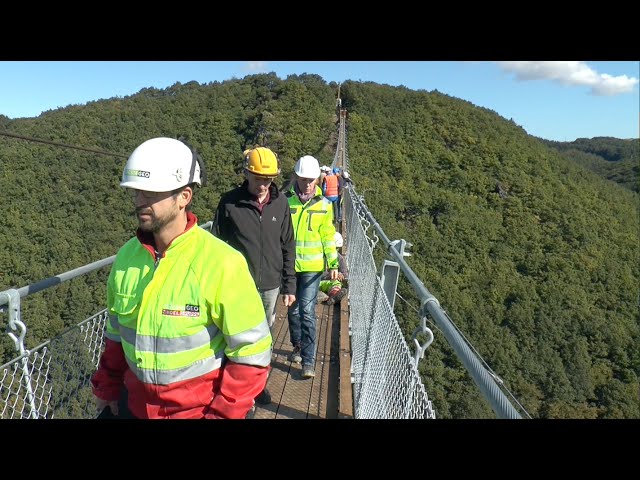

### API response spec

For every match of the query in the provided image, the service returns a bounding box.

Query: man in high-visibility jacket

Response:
[285,155,339,379]
[91,137,271,419]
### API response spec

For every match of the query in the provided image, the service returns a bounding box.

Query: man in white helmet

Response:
[91,137,272,419]
[284,155,340,378]
[342,170,353,187]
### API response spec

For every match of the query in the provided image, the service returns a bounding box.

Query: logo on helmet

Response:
[173,168,184,183]
[125,169,150,178]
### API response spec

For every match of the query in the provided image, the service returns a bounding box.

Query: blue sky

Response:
[0,61,637,142]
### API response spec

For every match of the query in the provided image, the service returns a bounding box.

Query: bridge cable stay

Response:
[0,131,128,158]
[347,189,522,418]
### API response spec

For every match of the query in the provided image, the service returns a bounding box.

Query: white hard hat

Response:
[121,137,202,192]
[294,155,321,179]
[334,232,343,248]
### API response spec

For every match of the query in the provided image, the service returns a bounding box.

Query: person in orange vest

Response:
[91,137,271,419]
[332,167,345,223]
[319,165,330,188]
[322,168,340,224]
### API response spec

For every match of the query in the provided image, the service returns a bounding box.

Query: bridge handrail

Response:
[0,222,213,310]
[349,191,521,419]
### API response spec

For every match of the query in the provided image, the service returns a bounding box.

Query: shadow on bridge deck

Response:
[253,296,352,420]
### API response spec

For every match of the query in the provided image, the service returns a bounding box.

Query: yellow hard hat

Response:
[244,147,279,176]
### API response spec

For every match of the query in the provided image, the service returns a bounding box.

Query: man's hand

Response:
[282,294,296,307]
[96,397,119,416]
[329,269,339,281]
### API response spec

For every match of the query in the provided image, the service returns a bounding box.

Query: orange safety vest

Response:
[324,174,339,197]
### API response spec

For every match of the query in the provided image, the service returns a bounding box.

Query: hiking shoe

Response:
[302,365,315,379]
[330,288,347,304]
[317,291,329,303]
[255,388,271,405]
[289,345,302,363]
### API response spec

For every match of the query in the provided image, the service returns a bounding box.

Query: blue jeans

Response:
[287,271,322,366]
[326,195,341,223]
[334,197,342,223]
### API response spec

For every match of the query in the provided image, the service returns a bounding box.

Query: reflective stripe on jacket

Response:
[286,185,339,272]
[92,212,271,419]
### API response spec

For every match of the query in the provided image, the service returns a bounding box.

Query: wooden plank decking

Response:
[253,297,352,419]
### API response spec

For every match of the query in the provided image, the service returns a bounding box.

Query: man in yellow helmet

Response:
[213,146,296,405]
[91,137,271,419]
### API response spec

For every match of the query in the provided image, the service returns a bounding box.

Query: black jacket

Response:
[213,181,296,294]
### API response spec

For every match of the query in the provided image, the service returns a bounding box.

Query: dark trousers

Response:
[97,387,133,419]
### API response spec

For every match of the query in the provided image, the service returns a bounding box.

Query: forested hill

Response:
[0,73,338,365]
[340,81,638,418]
[1,74,638,418]
[540,137,639,193]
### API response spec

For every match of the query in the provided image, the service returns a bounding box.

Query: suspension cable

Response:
[395,291,443,334]
[0,131,128,158]
[440,309,533,418]
[390,256,532,418]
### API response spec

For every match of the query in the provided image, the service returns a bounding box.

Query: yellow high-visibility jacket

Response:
[285,185,339,272]
[92,212,271,419]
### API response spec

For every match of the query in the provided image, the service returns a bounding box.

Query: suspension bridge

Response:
[0,106,524,420]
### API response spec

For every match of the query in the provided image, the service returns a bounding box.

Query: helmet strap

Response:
[177,135,205,187]
[188,149,198,185]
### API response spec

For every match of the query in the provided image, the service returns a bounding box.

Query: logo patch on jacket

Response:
[162,303,200,317]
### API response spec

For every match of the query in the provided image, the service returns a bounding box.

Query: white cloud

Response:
[495,61,639,96]
[243,61,269,73]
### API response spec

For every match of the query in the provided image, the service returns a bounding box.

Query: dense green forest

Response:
[339,81,638,419]
[1,74,638,418]
[0,72,338,365]
[541,136,639,193]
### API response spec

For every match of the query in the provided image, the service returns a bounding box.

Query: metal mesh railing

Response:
[1,310,106,419]
[343,188,436,418]
[335,106,520,419]
[0,223,214,420]
[333,106,435,418]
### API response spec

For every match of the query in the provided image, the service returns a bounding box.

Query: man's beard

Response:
[137,208,176,234]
